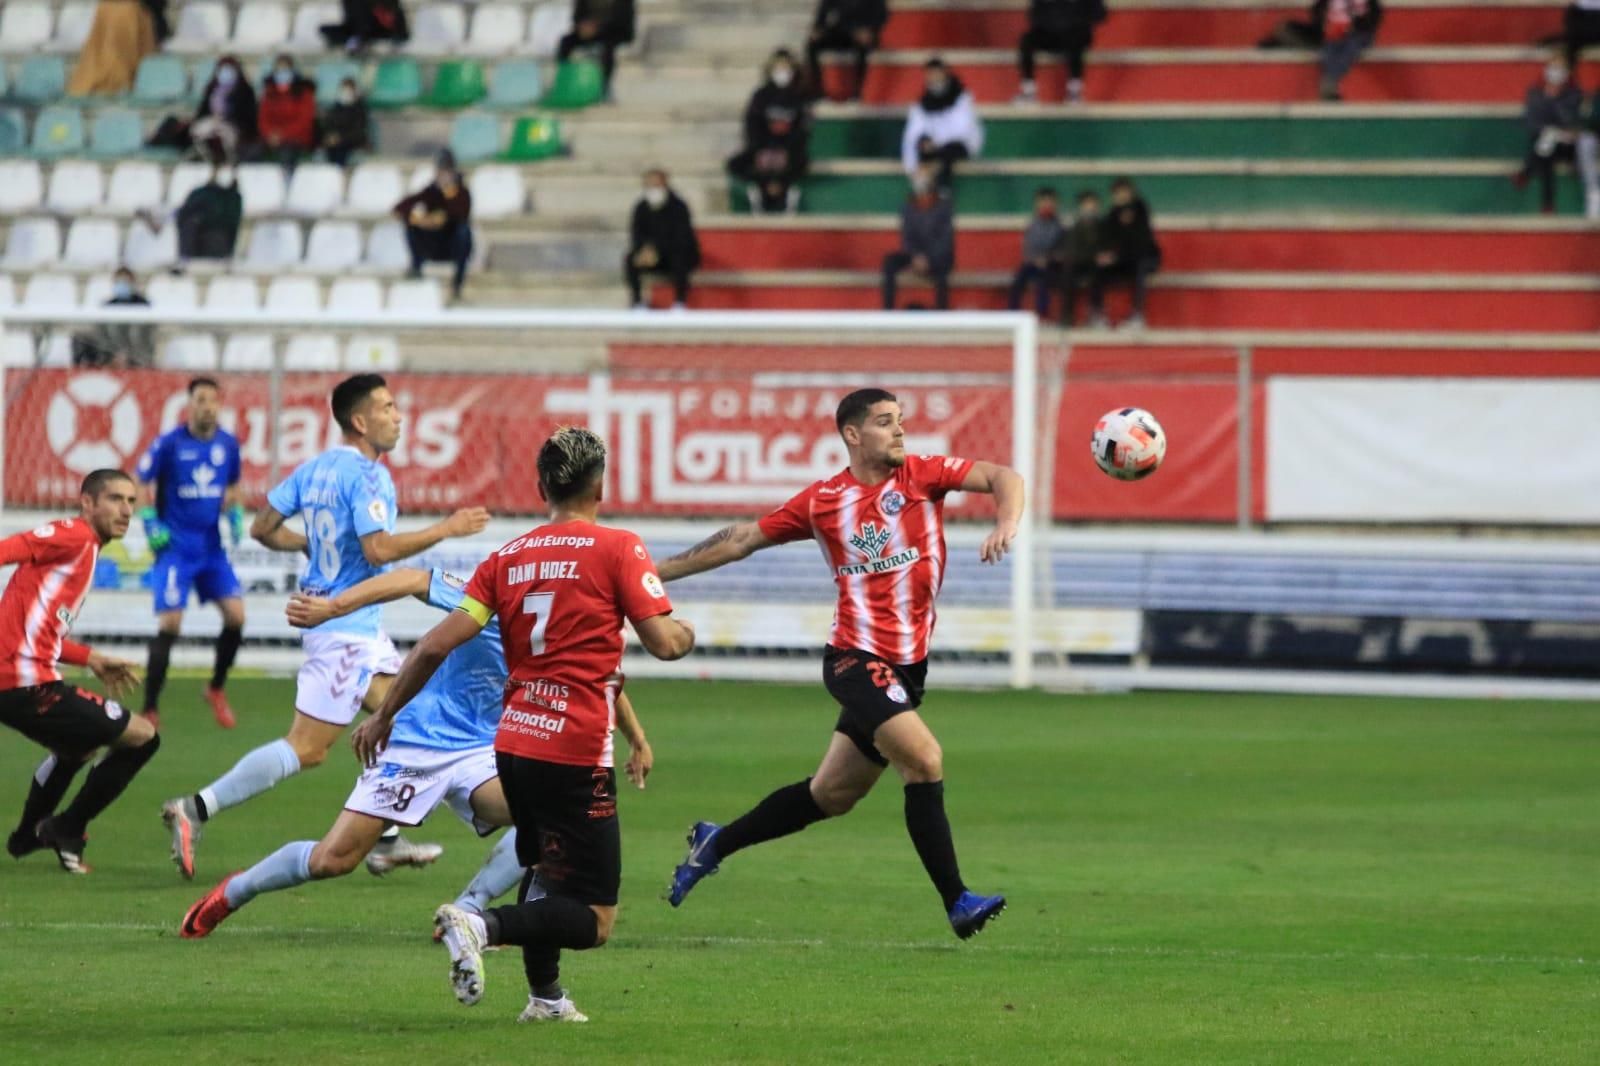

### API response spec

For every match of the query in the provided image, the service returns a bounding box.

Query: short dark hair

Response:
[835,388,898,433]
[1111,176,1135,192]
[924,57,947,71]
[331,373,388,434]
[188,376,220,395]
[80,469,132,498]
[1077,189,1099,205]
[537,427,607,504]
[1035,186,1058,200]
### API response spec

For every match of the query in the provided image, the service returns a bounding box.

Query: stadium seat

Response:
[122,219,178,272]
[221,333,277,370]
[448,113,501,163]
[46,159,105,214]
[28,104,83,157]
[50,1,96,52]
[504,116,563,161]
[0,159,44,213]
[145,274,199,312]
[314,59,363,107]
[15,57,67,105]
[164,162,214,209]
[0,275,14,309]
[131,55,189,106]
[363,221,409,270]
[469,165,526,218]
[236,163,287,216]
[264,275,321,313]
[0,331,34,370]
[427,60,487,108]
[204,276,260,312]
[368,57,422,108]
[0,107,25,154]
[283,333,341,369]
[344,334,400,370]
[527,2,571,58]
[38,332,73,367]
[242,219,304,270]
[88,108,146,158]
[168,2,232,54]
[189,57,218,100]
[486,59,543,110]
[304,220,363,270]
[386,278,442,314]
[2,217,62,269]
[343,162,403,216]
[232,1,291,51]
[164,333,221,370]
[0,2,54,53]
[466,4,526,56]
[289,2,340,50]
[543,60,604,109]
[21,273,77,309]
[327,277,383,314]
[405,163,436,194]
[0,60,6,99]
[63,219,122,269]
[408,3,467,55]
[285,162,346,217]
[81,273,112,309]
[106,160,165,215]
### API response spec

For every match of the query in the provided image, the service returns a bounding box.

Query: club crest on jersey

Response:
[886,683,908,705]
[848,521,893,559]
[880,490,906,516]
[211,443,226,467]
[367,499,389,525]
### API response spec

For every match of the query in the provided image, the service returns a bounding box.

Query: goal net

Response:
[0,307,1121,689]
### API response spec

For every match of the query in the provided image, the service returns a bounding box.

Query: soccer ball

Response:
[1091,407,1166,481]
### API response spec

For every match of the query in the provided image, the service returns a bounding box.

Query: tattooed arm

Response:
[656,521,774,582]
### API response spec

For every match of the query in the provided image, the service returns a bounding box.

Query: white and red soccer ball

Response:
[1091,407,1166,481]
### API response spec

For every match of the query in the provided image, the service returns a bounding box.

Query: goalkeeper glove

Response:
[228,502,245,548]
[139,506,171,552]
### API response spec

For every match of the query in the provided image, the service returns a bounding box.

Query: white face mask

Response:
[216,169,236,187]
[770,66,794,88]
[338,88,357,105]
[1546,64,1568,86]
[911,176,933,195]
[216,66,238,87]
[644,186,668,208]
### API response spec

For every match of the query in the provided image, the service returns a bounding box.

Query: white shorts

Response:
[295,630,403,727]
[344,742,499,833]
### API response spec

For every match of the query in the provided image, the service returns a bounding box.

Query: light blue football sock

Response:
[198,739,301,819]
[455,830,526,914]
[224,840,315,908]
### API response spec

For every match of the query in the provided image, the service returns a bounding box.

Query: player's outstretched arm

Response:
[960,461,1027,564]
[656,521,774,582]
[251,507,309,554]
[359,507,490,566]
[633,613,696,661]
[354,608,483,767]
[614,691,653,790]
[285,568,431,629]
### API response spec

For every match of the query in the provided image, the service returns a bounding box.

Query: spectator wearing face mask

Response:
[882,165,955,310]
[72,268,155,368]
[394,153,474,301]
[189,56,258,163]
[902,58,985,189]
[167,166,243,270]
[805,0,889,101]
[321,0,410,52]
[320,78,370,167]
[256,55,319,169]
[1015,0,1108,106]
[1007,187,1066,318]
[1095,177,1161,330]
[1061,189,1106,327]
[557,0,637,98]
[626,170,701,309]
[726,49,812,214]
[1515,57,1586,213]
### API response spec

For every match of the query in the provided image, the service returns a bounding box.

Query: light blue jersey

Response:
[265,446,397,638]
[389,569,506,751]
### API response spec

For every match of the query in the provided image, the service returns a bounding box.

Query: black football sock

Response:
[57,734,162,837]
[13,755,84,843]
[524,946,563,997]
[903,781,967,911]
[192,792,211,821]
[210,626,244,690]
[144,631,177,712]
[486,894,599,951]
[714,778,828,860]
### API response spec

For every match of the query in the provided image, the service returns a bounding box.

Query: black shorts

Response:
[822,645,928,767]
[0,682,131,758]
[496,753,621,907]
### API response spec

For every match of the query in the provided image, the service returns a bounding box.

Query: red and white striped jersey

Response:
[759,454,974,665]
[0,518,101,691]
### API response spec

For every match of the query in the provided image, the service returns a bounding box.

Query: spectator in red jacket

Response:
[256,55,318,169]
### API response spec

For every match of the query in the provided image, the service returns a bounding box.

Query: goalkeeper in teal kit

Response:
[135,376,247,730]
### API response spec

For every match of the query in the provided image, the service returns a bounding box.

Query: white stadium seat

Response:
[45,160,105,215]
[304,220,363,271]
[236,163,287,216]
[327,277,384,315]
[106,161,166,215]
[123,219,179,272]
[363,221,410,271]
[2,217,63,269]
[221,333,277,370]
[406,164,436,195]
[242,220,304,270]
[466,4,526,56]
[283,333,341,370]
[1,331,35,369]
[81,273,113,308]
[231,1,291,50]
[285,162,345,217]
[344,334,401,370]
[21,273,78,309]
[62,219,122,269]
[527,1,572,58]
[146,275,199,312]
[204,276,261,313]
[164,333,221,370]
[167,1,232,53]
[0,2,54,52]
[468,165,526,219]
[342,162,403,216]
[264,275,322,314]
[50,1,97,51]
[407,3,467,55]
[165,163,216,209]
[0,161,44,214]
[0,275,15,309]
[289,1,341,49]
[386,279,441,314]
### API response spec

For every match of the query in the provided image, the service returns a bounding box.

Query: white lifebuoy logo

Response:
[47,373,143,475]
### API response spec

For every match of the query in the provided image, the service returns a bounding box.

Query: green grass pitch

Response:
[0,675,1595,1064]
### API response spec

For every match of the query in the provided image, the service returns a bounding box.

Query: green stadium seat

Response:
[89,108,145,158]
[503,115,562,161]
[14,56,66,105]
[0,108,25,155]
[486,60,542,110]
[188,58,218,103]
[30,105,85,157]
[0,60,8,101]
[427,60,487,109]
[541,59,603,110]
[448,112,501,163]
[131,55,189,106]
[369,58,422,108]
[314,60,363,107]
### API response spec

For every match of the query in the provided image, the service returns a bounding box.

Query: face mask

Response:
[644,186,668,208]
[770,66,793,88]
[1546,64,1567,86]
[216,66,238,87]
[926,78,948,96]
[274,69,293,87]
[112,280,132,300]
[216,169,236,187]
[911,177,933,196]
[338,88,357,105]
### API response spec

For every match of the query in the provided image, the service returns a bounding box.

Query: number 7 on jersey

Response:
[522,591,555,655]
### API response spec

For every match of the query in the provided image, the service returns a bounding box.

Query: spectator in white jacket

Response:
[901,58,985,189]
